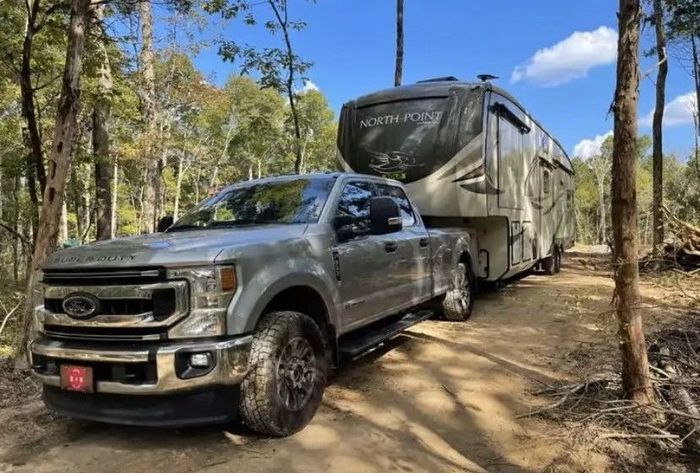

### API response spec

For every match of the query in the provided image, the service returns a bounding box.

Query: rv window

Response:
[543,169,551,194]
[376,184,416,227]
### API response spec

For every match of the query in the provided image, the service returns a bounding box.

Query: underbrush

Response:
[0,285,24,359]
[531,313,700,472]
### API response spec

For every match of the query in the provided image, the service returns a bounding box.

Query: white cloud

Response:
[640,91,697,127]
[511,26,617,86]
[301,80,319,92]
[573,130,612,159]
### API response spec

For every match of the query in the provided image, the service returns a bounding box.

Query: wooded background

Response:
[0,0,698,353]
[0,1,338,289]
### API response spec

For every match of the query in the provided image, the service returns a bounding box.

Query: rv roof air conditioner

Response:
[476,74,498,83]
[416,76,460,83]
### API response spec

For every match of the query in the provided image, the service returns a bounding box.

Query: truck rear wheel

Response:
[441,262,474,321]
[239,311,327,436]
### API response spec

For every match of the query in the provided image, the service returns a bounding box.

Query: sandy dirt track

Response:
[0,251,675,472]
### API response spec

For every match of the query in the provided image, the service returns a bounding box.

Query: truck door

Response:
[332,181,400,330]
[375,183,432,306]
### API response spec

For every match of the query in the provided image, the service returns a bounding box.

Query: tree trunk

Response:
[78,161,91,242]
[173,153,184,220]
[17,0,91,366]
[611,0,654,405]
[93,3,114,240]
[692,37,700,150]
[599,178,607,244]
[139,0,158,233]
[394,0,404,87]
[651,0,667,258]
[20,0,47,199]
[59,200,68,242]
[111,158,118,235]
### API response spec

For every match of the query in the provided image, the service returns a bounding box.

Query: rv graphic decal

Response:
[366,149,423,175]
[460,176,501,195]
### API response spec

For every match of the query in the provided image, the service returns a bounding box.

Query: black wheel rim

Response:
[276,337,317,411]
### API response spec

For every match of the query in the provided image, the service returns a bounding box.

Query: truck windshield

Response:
[168,178,335,231]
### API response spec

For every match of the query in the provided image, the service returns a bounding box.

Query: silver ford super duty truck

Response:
[30,172,476,436]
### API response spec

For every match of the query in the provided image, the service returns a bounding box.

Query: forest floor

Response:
[0,246,698,473]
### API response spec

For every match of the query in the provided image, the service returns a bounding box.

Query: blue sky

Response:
[183,0,698,160]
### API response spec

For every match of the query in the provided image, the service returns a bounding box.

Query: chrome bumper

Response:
[29,335,252,395]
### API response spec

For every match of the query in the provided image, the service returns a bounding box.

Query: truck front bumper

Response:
[29,335,252,395]
[29,335,252,426]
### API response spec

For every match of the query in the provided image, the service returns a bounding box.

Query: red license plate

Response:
[60,365,94,393]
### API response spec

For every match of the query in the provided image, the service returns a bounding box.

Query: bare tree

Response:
[213,0,312,174]
[651,0,668,258]
[17,0,91,365]
[268,0,303,173]
[611,0,654,404]
[394,0,403,87]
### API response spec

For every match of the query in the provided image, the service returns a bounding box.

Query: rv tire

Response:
[542,245,560,275]
[440,261,475,321]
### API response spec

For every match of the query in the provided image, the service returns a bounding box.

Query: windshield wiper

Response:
[167,220,279,232]
[165,224,208,233]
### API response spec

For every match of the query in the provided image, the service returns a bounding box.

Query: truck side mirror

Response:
[157,215,174,232]
[369,197,402,235]
[333,215,358,242]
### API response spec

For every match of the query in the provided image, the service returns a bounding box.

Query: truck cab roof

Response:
[220,172,404,190]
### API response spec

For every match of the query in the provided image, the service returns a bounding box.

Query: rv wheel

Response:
[441,262,475,321]
[554,246,562,273]
[542,246,559,275]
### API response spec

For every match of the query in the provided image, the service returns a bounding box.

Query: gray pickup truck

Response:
[30,172,475,435]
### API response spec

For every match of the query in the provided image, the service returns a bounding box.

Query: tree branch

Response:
[0,221,34,250]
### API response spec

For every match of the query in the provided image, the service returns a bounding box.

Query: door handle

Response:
[384,241,398,253]
[419,238,430,248]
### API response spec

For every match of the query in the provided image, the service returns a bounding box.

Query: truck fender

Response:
[226,266,339,336]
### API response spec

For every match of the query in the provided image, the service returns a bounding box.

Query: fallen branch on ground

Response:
[522,316,700,455]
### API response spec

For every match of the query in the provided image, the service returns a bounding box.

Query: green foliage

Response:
[0,1,336,284]
[572,133,699,245]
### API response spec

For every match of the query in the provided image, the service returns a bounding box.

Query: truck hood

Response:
[43,224,307,269]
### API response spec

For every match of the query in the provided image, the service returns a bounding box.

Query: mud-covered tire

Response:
[239,311,327,437]
[440,261,475,321]
[554,246,562,273]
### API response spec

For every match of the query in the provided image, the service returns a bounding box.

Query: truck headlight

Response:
[167,265,237,338]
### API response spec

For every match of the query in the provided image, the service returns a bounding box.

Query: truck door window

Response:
[335,181,373,236]
[375,184,416,227]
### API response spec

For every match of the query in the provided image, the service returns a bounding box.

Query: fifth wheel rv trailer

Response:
[337,76,575,282]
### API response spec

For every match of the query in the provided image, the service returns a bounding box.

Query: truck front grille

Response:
[44,288,177,320]
[42,267,166,286]
[39,267,188,342]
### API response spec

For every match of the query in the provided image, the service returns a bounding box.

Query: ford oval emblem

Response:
[62,293,100,319]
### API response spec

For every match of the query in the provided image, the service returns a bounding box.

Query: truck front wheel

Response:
[440,261,475,321]
[239,311,327,436]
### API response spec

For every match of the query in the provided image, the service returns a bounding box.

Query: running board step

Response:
[338,310,433,359]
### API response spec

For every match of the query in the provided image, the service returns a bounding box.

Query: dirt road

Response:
[0,251,684,473]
